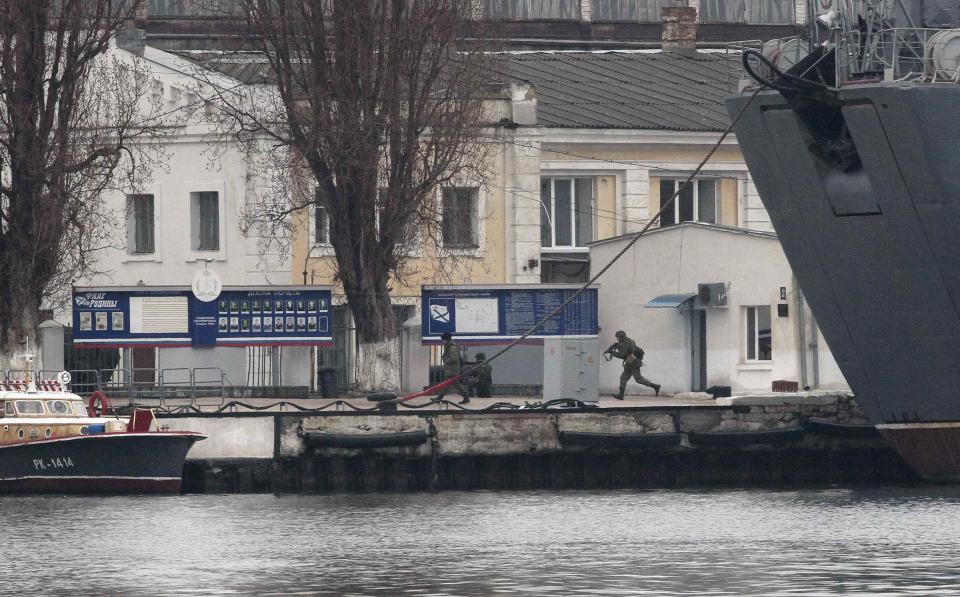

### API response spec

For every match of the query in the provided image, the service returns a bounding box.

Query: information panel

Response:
[421,284,598,344]
[73,286,333,348]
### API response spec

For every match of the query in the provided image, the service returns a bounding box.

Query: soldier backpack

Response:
[633,347,644,361]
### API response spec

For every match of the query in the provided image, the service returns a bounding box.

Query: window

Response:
[481,0,580,19]
[540,177,594,249]
[442,187,478,248]
[699,0,795,24]
[127,194,155,254]
[659,179,718,227]
[746,306,772,361]
[314,205,330,245]
[15,400,44,415]
[191,191,219,251]
[591,0,685,22]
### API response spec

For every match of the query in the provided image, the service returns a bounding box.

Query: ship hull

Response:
[0,432,204,494]
[728,84,960,481]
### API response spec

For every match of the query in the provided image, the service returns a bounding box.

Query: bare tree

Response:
[196,0,500,390]
[0,1,168,366]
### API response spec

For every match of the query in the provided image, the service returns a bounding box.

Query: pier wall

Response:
[165,393,919,493]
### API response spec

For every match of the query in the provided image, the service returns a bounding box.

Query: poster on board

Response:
[421,284,598,345]
[72,286,334,348]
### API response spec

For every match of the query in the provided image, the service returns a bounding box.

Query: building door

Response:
[690,310,707,391]
[132,347,156,383]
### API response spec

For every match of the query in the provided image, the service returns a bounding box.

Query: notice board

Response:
[72,286,333,348]
[421,284,598,344]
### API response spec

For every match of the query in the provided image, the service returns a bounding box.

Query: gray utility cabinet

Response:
[542,337,600,404]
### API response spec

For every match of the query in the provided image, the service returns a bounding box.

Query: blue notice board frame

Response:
[72,286,334,348]
[421,284,599,345]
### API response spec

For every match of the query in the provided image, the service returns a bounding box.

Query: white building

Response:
[61,39,306,389]
[590,223,847,395]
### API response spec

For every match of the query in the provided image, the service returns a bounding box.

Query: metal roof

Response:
[171,48,737,132]
[504,51,737,131]
[645,293,697,308]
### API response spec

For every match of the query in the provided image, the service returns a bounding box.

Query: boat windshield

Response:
[73,402,88,416]
[15,400,44,415]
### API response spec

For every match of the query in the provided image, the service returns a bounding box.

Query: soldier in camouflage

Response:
[605,330,660,400]
[434,332,470,404]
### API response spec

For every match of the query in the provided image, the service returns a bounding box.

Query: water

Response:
[4,488,960,596]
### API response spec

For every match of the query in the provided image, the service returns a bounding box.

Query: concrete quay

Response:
[159,391,919,493]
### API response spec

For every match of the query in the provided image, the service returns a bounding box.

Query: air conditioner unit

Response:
[698,283,727,307]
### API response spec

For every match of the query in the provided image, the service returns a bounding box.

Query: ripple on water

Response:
[4,487,960,595]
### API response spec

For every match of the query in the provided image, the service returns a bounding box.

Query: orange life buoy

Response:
[87,391,113,418]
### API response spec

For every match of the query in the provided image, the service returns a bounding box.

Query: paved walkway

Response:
[149,391,719,413]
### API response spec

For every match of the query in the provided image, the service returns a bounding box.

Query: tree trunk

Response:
[346,285,400,392]
[356,337,401,393]
[0,298,41,373]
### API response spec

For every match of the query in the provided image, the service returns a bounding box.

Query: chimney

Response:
[661,7,698,56]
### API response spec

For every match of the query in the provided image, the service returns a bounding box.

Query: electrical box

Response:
[542,337,600,404]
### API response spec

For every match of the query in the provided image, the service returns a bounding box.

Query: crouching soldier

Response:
[605,330,660,400]
[468,353,493,398]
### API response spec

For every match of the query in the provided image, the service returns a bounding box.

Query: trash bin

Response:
[317,367,338,398]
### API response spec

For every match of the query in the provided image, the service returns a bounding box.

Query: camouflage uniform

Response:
[469,354,493,398]
[435,336,470,403]
[609,332,660,399]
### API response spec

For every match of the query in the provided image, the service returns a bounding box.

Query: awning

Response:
[645,293,697,309]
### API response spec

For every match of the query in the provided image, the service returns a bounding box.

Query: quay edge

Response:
[160,393,922,493]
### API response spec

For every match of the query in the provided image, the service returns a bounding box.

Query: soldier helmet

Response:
[475,353,486,360]
[615,330,626,338]
[441,332,452,340]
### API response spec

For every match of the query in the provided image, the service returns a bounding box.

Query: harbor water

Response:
[6,487,960,596]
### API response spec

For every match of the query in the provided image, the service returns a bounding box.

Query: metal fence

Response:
[16,367,227,409]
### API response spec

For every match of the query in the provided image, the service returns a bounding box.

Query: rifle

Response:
[603,343,617,361]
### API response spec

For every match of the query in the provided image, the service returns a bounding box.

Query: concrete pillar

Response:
[401,316,430,393]
[624,168,650,233]
[506,84,543,283]
[580,0,592,21]
[795,0,807,24]
[39,320,65,373]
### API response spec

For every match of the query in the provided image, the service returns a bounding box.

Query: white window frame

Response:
[438,185,485,257]
[540,176,596,253]
[659,177,719,227]
[122,185,162,263]
[185,181,227,262]
[745,305,773,362]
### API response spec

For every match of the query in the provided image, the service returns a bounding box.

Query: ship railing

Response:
[837,27,960,84]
